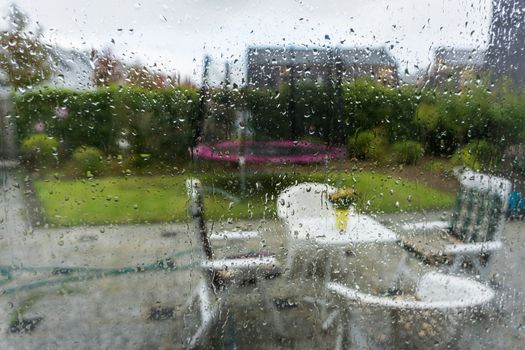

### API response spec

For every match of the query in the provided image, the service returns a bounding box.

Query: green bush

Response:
[452,140,502,171]
[20,133,59,168]
[473,140,503,170]
[127,153,152,169]
[423,159,453,173]
[72,146,104,176]
[347,129,389,161]
[392,140,424,165]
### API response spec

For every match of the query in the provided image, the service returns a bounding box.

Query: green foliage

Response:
[126,153,152,169]
[15,88,115,153]
[243,86,293,140]
[72,146,104,176]
[452,147,480,170]
[14,86,198,164]
[392,140,424,165]
[347,129,389,161]
[0,6,52,88]
[13,76,525,170]
[347,130,373,159]
[414,102,440,133]
[343,79,419,143]
[112,86,197,161]
[423,159,454,174]
[205,88,239,141]
[20,133,59,168]
[243,81,333,142]
[452,140,503,171]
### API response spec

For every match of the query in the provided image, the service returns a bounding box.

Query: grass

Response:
[334,172,453,212]
[33,171,455,226]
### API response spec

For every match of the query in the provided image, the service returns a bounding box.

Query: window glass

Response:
[0,1,523,348]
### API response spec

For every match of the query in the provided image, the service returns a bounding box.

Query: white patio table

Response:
[288,214,398,246]
[286,213,399,284]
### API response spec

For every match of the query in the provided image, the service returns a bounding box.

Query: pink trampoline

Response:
[193,140,346,164]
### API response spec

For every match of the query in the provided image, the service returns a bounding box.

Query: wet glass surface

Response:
[0,1,524,349]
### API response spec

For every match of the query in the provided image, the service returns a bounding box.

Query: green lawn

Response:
[33,171,455,226]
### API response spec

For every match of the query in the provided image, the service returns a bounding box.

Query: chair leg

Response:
[322,309,339,331]
[449,254,465,273]
[286,245,298,278]
[259,279,286,337]
[471,255,489,278]
[184,281,220,349]
[334,317,345,350]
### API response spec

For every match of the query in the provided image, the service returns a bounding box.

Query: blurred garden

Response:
[12,77,525,226]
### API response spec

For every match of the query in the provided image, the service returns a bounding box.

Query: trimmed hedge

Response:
[13,77,525,168]
[14,86,198,162]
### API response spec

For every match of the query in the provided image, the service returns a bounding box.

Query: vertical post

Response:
[0,96,15,160]
[328,48,343,146]
[223,61,232,139]
[238,110,248,195]
[333,52,344,145]
[224,61,231,88]
[324,155,329,183]
[327,48,333,145]
[287,65,297,140]
[191,56,210,161]
[239,156,246,195]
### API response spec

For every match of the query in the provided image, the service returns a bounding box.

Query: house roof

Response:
[433,47,486,67]
[247,46,397,67]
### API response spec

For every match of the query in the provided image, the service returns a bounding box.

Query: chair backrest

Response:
[277,182,338,224]
[450,171,512,243]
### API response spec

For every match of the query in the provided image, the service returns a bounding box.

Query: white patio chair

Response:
[277,182,342,277]
[400,170,512,276]
[326,271,495,349]
[181,178,282,349]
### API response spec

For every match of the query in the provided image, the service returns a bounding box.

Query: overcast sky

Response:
[0,0,492,84]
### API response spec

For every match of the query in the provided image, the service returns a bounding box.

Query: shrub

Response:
[123,153,154,170]
[347,129,389,161]
[423,159,453,173]
[392,140,424,165]
[452,140,502,171]
[72,146,104,176]
[20,133,59,168]
[414,103,440,132]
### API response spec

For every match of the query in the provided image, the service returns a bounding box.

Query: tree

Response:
[126,64,169,89]
[91,49,125,86]
[0,4,52,89]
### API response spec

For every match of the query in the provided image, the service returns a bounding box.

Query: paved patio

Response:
[0,168,524,349]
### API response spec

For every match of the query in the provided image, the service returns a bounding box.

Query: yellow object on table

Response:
[335,208,349,230]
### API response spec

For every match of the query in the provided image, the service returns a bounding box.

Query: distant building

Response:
[246,46,398,88]
[486,0,525,84]
[427,47,486,88]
